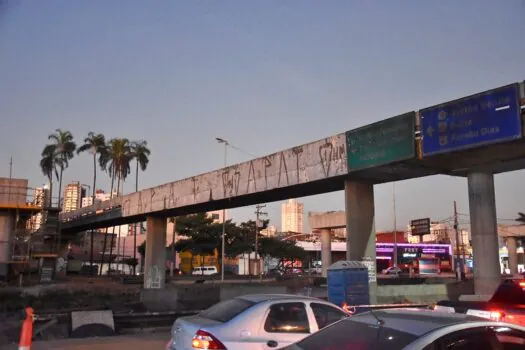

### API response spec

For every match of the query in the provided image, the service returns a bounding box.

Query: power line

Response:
[457,212,522,223]
[228,142,259,159]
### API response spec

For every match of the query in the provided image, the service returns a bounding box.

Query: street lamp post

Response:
[216,138,229,282]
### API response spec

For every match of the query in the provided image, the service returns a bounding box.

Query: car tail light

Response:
[518,281,525,290]
[192,329,227,349]
[489,311,505,322]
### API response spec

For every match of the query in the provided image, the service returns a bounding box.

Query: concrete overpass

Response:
[60,81,525,298]
[497,224,525,275]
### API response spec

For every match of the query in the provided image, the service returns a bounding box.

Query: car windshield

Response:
[286,318,418,350]
[198,298,256,323]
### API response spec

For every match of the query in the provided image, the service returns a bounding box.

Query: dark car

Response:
[283,308,525,350]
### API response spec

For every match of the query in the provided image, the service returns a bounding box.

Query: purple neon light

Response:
[376,256,391,260]
[422,249,447,253]
[376,248,394,252]
[377,243,450,248]
[377,242,453,256]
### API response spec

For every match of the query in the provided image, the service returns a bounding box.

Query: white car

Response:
[191,266,218,276]
[167,294,349,350]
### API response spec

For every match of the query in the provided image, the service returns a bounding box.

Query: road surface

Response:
[3,332,169,350]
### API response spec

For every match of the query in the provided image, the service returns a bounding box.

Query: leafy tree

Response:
[77,132,108,275]
[137,241,146,259]
[258,237,307,271]
[174,213,229,255]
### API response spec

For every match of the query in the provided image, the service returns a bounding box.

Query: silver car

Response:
[167,294,349,350]
[282,308,525,350]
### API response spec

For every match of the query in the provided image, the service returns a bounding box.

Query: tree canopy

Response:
[137,213,306,264]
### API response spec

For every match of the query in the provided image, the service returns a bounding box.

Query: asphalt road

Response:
[3,332,170,350]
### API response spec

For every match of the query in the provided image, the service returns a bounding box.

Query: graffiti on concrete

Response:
[66,133,347,218]
[145,265,162,289]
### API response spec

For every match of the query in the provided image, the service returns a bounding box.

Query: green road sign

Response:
[346,112,416,171]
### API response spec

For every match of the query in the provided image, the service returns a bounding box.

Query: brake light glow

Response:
[518,281,525,289]
[341,302,355,315]
[192,329,227,349]
[489,311,505,322]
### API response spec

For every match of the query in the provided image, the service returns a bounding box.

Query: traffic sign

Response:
[346,112,416,171]
[420,83,522,156]
[410,218,431,236]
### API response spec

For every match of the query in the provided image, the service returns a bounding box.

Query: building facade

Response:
[281,199,304,233]
[63,182,85,212]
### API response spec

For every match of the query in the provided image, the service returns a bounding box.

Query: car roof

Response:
[350,308,487,337]
[237,294,325,303]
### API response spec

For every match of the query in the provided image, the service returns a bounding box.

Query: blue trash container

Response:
[327,261,370,308]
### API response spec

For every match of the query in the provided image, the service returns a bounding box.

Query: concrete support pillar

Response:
[344,180,376,303]
[320,229,332,277]
[0,211,15,277]
[144,216,167,289]
[468,172,501,296]
[507,236,518,275]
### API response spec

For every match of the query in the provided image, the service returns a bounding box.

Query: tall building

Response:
[281,199,304,233]
[27,185,51,232]
[63,182,85,212]
[33,185,50,208]
[81,189,112,207]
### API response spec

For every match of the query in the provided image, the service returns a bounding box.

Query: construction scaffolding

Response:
[0,182,61,274]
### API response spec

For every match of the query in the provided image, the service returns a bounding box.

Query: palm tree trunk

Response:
[99,171,115,275]
[90,153,97,277]
[108,175,121,276]
[56,166,64,254]
[133,160,139,275]
[47,177,53,209]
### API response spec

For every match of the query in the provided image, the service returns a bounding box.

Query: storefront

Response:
[376,243,453,273]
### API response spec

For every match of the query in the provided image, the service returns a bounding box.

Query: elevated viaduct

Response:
[60,81,525,299]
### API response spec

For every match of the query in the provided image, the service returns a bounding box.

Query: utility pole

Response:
[453,201,463,280]
[393,183,398,268]
[255,204,267,280]
[170,217,176,277]
[216,138,229,282]
[8,156,13,202]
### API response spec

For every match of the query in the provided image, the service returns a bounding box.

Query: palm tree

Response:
[516,212,525,224]
[39,147,59,208]
[41,129,76,249]
[101,138,132,275]
[44,129,77,209]
[77,132,108,276]
[131,140,151,273]
[131,140,151,191]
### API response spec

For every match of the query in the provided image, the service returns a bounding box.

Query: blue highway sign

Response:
[420,84,522,156]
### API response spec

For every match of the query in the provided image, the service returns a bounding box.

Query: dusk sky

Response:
[1,1,525,232]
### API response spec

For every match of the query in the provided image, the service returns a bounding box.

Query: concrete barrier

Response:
[220,285,288,301]
[141,280,475,312]
[70,310,115,338]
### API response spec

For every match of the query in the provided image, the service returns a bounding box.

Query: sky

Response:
[1,0,525,232]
